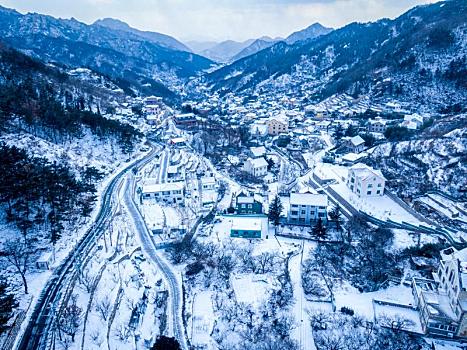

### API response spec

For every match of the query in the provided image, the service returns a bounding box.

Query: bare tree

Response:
[114,322,130,342]
[90,330,103,347]
[254,252,277,274]
[94,296,111,321]
[1,238,32,294]
[58,295,83,342]
[78,266,96,293]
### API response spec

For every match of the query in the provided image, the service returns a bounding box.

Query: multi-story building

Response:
[346,163,385,197]
[141,181,185,205]
[367,117,387,133]
[267,116,289,136]
[287,193,328,225]
[412,247,467,338]
[243,157,268,177]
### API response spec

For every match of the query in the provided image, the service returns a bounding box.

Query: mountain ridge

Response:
[93,17,191,52]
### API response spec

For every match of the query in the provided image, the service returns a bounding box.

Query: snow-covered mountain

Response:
[0,6,213,99]
[93,18,191,52]
[231,37,281,62]
[206,0,467,110]
[285,22,333,44]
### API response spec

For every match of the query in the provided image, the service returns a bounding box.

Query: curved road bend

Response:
[17,145,159,350]
[123,174,188,349]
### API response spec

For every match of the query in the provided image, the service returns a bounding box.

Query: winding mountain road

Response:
[16,146,158,350]
[124,173,188,349]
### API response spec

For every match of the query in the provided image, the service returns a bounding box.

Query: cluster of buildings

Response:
[227,189,329,239]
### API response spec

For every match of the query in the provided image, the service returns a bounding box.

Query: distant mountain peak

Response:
[93,18,131,30]
[286,22,333,44]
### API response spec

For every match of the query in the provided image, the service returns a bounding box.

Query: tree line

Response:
[0,144,102,295]
[0,79,140,153]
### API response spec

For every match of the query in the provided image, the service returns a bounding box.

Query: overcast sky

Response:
[0,0,437,42]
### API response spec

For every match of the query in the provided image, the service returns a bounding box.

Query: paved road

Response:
[124,174,188,350]
[16,147,158,350]
[158,148,170,184]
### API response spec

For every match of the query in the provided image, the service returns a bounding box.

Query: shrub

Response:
[340,306,355,316]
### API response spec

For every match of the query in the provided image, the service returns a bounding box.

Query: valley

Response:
[0,1,466,350]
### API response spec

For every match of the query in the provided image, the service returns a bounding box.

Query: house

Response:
[144,95,163,106]
[343,135,366,154]
[200,177,216,191]
[401,113,425,130]
[243,157,268,177]
[230,216,263,239]
[412,247,467,338]
[316,120,331,131]
[235,192,263,214]
[267,116,289,136]
[169,137,186,147]
[367,117,387,133]
[346,163,385,197]
[250,146,267,159]
[174,113,198,127]
[288,193,328,225]
[142,181,185,205]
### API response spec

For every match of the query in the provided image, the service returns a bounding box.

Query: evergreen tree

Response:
[268,195,283,234]
[151,336,181,350]
[334,124,344,141]
[345,124,358,137]
[0,279,17,334]
[312,218,327,241]
[329,205,343,232]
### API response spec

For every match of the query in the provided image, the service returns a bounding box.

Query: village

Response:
[91,90,467,349]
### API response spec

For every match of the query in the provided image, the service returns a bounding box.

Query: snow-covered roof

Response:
[201,177,216,185]
[267,115,289,125]
[349,163,385,181]
[237,196,254,204]
[341,153,366,162]
[247,157,268,168]
[350,135,365,147]
[250,146,267,158]
[231,217,263,231]
[290,193,328,207]
[368,118,387,125]
[170,137,186,144]
[142,181,184,193]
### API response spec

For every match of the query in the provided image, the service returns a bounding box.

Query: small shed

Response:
[36,251,54,270]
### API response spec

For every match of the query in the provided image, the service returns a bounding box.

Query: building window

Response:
[376,190,381,195]
[291,211,298,215]
[301,210,306,215]
[367,190,372,195]
[368,184,373,188]
[377,183,382,187]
